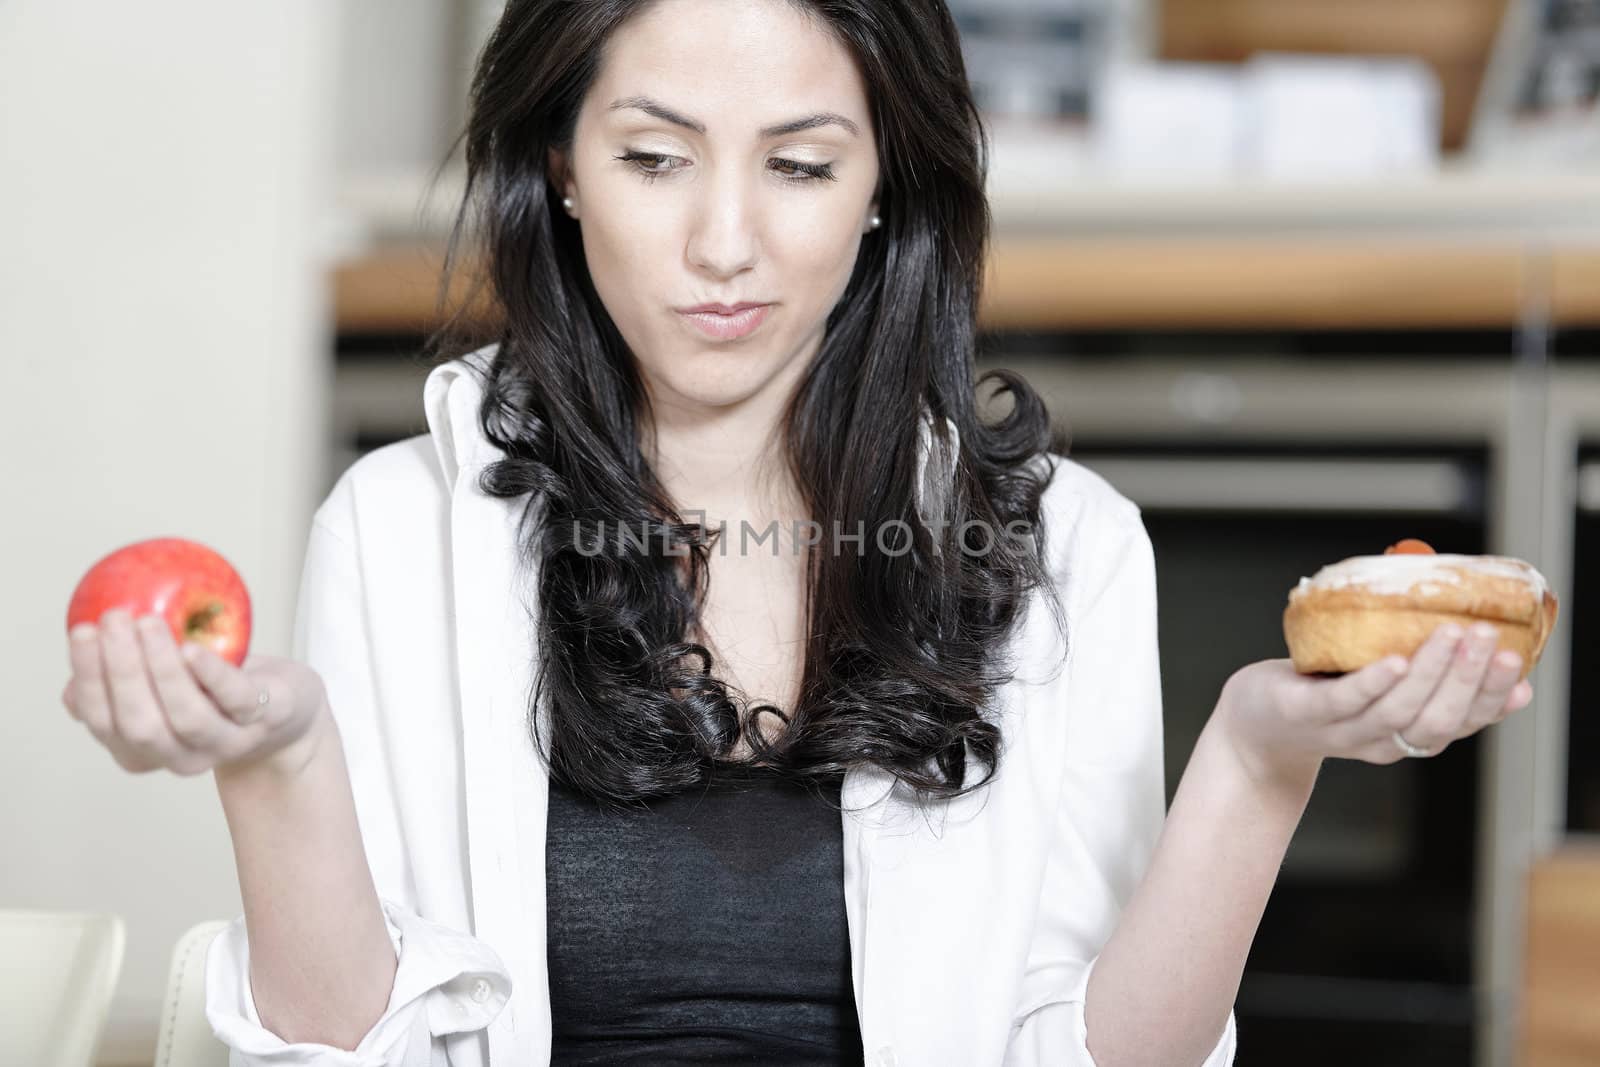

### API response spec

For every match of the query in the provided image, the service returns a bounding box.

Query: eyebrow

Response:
[607,95,860,139]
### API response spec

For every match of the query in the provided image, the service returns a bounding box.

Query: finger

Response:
[136,614,234,750]
[1460,649,1525,731]
[1296,654,1411,727]
[1344,622,1464,746]
[67,622,113,740]
[1503,678,1534,713]
[1405,622,1504,748]
[1491,676,1533,719]
[99,608,194,766]
[1458,678,1535,741]
[185,643,273,727]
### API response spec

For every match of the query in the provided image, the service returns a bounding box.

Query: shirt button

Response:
[471,978,492,1003]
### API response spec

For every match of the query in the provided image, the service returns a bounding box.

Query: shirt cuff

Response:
[1009,953,1238,1066]
[205,897,512,1066]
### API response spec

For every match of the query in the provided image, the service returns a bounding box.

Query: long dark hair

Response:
[423,0,1064,811]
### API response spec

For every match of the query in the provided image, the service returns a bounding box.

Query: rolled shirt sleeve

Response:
[1007,503,1238,1066]
[204,479,512,1064]
[205,897,511,1066]
[1009,953,1237,1066]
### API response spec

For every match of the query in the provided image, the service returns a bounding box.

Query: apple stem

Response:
[185,601,224,639]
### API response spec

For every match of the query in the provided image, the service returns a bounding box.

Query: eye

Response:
[616,150,682,183]
[770,158,836,183]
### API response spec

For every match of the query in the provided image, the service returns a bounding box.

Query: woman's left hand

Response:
[1215,620,1535,789]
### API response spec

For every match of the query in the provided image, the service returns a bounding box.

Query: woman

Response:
[60,0,1536,1064]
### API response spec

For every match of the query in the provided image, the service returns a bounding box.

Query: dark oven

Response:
[986,350,1542,1067]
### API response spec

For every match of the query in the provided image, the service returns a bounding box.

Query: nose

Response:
[684,163,761,279]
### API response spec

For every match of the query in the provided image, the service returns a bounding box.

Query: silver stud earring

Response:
[868,214,881,231]
[562,196,574,213]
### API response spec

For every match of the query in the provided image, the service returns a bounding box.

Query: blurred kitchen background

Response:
[4,1,1600,1065]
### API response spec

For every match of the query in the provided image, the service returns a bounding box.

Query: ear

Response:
[547,146,572,198]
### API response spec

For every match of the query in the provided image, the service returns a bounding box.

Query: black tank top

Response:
[545,760,865,1065]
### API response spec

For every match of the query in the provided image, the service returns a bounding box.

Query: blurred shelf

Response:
[333,234,1600,334]
[982,238,1600,330]
[331,166,1600,333]
[1158,0,1509,151]
[983,170,1600,239]
[340,164,1600,243]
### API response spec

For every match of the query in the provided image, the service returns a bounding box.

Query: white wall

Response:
[335,0,460,177]
[0,3,337,1062]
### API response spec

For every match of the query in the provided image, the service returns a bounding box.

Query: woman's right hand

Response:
[62,607,332,779]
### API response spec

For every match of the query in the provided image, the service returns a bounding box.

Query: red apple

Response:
[67,537,252,667]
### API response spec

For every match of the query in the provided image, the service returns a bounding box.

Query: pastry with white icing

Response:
[1282,540,1557,679]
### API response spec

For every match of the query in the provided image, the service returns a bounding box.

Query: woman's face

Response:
[550,0,880,421]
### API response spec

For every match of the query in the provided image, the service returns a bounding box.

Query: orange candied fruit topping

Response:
[1384,538,1436,555]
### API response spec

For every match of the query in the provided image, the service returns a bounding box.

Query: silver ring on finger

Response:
[1392,729,1433,758]
[231,687,270,725]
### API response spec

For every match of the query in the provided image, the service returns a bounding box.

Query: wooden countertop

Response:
[333,236,1600,334]
[1521,838,1600,1066]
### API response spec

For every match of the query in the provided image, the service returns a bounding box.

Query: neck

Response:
[639,388,804,533]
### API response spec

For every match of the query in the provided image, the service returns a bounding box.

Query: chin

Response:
[653,350,785,409]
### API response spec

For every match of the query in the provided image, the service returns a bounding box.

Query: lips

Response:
[677,303,772,341]
[680,301,770,315]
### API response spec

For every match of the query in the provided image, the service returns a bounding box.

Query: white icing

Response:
[1292,553,1548,602]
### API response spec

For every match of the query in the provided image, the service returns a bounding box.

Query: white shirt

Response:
[205,344,1239,1066]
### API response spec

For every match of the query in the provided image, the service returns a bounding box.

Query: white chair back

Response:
[153,920,231,1067]
[0,909,125,1067]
